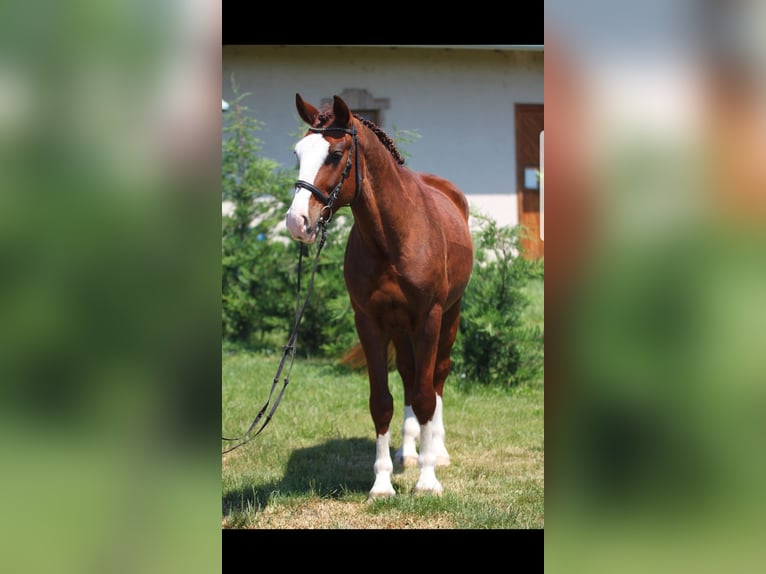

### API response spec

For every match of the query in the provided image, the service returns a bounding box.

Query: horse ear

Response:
[296,93,319,125]
[332,95,352,128]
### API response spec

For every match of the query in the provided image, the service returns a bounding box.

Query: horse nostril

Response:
[302,215,309,230]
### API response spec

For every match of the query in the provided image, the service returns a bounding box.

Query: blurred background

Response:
[0,0,221,572]
[545,0,766,571]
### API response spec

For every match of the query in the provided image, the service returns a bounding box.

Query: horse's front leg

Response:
[355,314,395,499]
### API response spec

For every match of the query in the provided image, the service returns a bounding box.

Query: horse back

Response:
[418,173,470,222]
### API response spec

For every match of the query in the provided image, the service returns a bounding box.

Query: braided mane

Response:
[315,107,405,166]
[353,114,406,166]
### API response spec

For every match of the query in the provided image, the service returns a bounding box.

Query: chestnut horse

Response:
[285,94,473,497]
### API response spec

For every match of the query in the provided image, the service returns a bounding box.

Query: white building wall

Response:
[222,45,543,227]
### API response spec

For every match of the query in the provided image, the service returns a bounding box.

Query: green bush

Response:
[451,213,544,388]
[221,85,357,356]
[221,87,296,350]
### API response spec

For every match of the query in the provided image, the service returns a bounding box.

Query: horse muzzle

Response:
[285,209,318,244]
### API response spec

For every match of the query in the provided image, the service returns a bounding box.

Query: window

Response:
[321,89,390,126]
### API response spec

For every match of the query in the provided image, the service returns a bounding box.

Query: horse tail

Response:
[339,341,396,370]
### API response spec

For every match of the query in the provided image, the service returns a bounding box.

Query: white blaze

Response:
[286,133,330,242]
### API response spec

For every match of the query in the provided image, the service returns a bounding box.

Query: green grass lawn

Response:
[222,271,543,529]
[222,357,543,528]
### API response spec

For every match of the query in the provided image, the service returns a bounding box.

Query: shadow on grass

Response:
[222,436,377,520]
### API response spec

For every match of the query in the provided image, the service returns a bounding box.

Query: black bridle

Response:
[294,124,362,219]
[221,123,362,455]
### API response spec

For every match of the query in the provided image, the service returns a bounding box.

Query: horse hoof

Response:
[368,488,396,500]
[435,455,451,467]
[414,478,443,496]
[394,452,419,468]
[401,455,418,468]
[413,485,443,497]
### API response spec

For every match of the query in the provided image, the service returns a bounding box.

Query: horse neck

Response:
[351,124,414,255]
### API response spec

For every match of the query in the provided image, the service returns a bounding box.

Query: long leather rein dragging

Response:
[221,231,326,454]
[222,123,360,455]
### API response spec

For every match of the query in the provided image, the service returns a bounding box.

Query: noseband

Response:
[294,124,362,219]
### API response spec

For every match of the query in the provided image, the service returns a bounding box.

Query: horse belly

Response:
[360,284,415,332]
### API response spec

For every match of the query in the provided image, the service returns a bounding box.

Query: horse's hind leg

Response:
[431,300,463,467]
[392,332,419,468]
[411,305,444,495]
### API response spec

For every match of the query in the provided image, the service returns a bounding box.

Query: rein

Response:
[222,124,361,455]
[221,223,329,454]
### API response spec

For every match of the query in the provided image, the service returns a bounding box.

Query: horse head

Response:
[286,94,362,244]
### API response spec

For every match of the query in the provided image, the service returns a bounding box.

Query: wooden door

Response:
[515,104,544,259]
